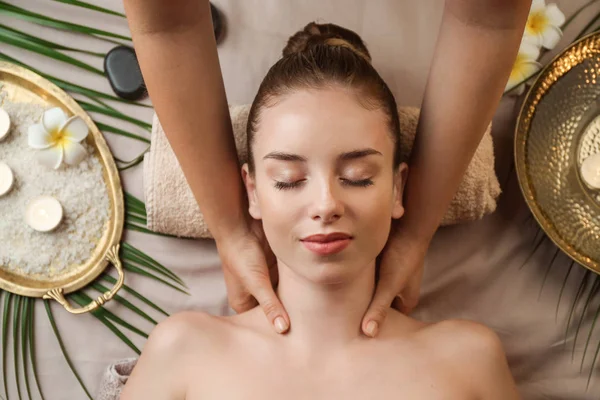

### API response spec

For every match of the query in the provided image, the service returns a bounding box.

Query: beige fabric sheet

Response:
[2,1,599,399]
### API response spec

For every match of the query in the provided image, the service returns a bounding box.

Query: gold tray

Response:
[516,32,600,274]
[0,61,125,314]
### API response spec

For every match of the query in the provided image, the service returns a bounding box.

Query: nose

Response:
[309,178,344,223]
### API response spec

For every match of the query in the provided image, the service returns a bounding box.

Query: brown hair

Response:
[246,22,401,173]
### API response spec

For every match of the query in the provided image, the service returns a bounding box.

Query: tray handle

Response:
[42,244,124,314]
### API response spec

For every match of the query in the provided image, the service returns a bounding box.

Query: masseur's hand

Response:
[216,219,290,334]
[361,224,429,338]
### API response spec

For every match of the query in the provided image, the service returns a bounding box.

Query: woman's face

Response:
[242,87,408,285]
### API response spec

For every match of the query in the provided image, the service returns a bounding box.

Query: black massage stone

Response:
[211,2,223,42]
[104,45,146,101]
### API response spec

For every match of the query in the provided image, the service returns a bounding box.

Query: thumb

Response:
[398,270,422,315]
[362,281,401,338]
[246,273,290,334]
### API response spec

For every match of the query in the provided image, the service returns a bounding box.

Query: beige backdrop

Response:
[1,0,599,399]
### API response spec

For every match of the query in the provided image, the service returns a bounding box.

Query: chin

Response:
[306,259,362,285]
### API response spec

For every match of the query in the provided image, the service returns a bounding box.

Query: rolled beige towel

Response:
[143,105,501,239]
[95,358,137,400]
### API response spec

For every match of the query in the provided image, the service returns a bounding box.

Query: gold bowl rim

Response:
[514,31,600,274]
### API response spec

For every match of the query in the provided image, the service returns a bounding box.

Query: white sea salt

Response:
[0,95,110,277]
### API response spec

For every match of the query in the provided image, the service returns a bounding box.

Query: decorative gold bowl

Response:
[515,32,600,274]
[0,62,124,314]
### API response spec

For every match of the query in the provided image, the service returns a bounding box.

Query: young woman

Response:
[121,23,519,400]
[122,0,530,337]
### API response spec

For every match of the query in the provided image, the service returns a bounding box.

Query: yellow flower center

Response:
[510,54,525,80]
[49,128,68,147]
[526,11,548,35]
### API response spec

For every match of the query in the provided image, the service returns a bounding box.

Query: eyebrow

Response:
[262,148,382,162]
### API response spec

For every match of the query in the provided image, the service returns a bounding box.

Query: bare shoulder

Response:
[146,311,232,354]
[382,312,504,357]
[420,319,520,399]
[121,311,230,399]
[381,312,504,357]
[372,313,518,398]
[422,319,504,354]
[147,309,269,354]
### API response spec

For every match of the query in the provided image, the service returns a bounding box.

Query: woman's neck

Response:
[275,260,376,354]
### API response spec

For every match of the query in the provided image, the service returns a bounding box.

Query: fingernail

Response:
[274,317,288,333]
[365,320,378,337]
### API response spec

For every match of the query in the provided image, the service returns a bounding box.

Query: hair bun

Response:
[283,22,371,62]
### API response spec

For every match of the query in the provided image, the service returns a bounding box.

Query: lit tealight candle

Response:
[0,108,11,142]
[0,162,14,197]
[25,195,63,232]
[581,153,600,190]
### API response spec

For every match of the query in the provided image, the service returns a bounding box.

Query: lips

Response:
[301,232,352,242]
[301,232,353,255]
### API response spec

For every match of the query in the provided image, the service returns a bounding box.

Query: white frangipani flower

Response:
[28,107,89,169]
[524,0,565,50]
[505,40,542,94]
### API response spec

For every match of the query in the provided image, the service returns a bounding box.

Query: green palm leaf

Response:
[0,2,131,42]
[115,150,149,171]
[66,294,140,355]
[123,262,190,295]
[122,251,186,288]
[94,122,151,144]
[124,193,148,217]
[12,295,22,400]
[531,226,543,246]
[538,248,562,299]
[89,96,121,114]
[576,10,600,40]
[587,319,600,389]
[89,282,157,325]
[120,244,178,282]
[20,298,31,400]
[126,214,148,226]
[72,292,148,338]
[0,28,104,75]
[100,274,169,317]
[565,270,592,348]
[0,24,105,57]
[124,193,146,209]
[562,0,600,30]
[51,0,127,18]
[520,232,547,270]
[44,300,93,400]
[125,205,148,220]
[125,215,147,226]
[79,100,152,130]
[124,197,147,213]
[125,223,182,239]
[121,242,186,287]
[2,292,11,399]
[556,260,576,321]
[572,276,600,361]
[27,300,43,400]
[581,288,600,372]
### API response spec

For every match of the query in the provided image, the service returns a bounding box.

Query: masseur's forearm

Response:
[400,0,531,243]
[123,0,247,241]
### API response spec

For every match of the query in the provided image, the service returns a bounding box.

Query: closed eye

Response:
[273,180,305,190]
[341,178,374,187]
[273,178,373,190]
